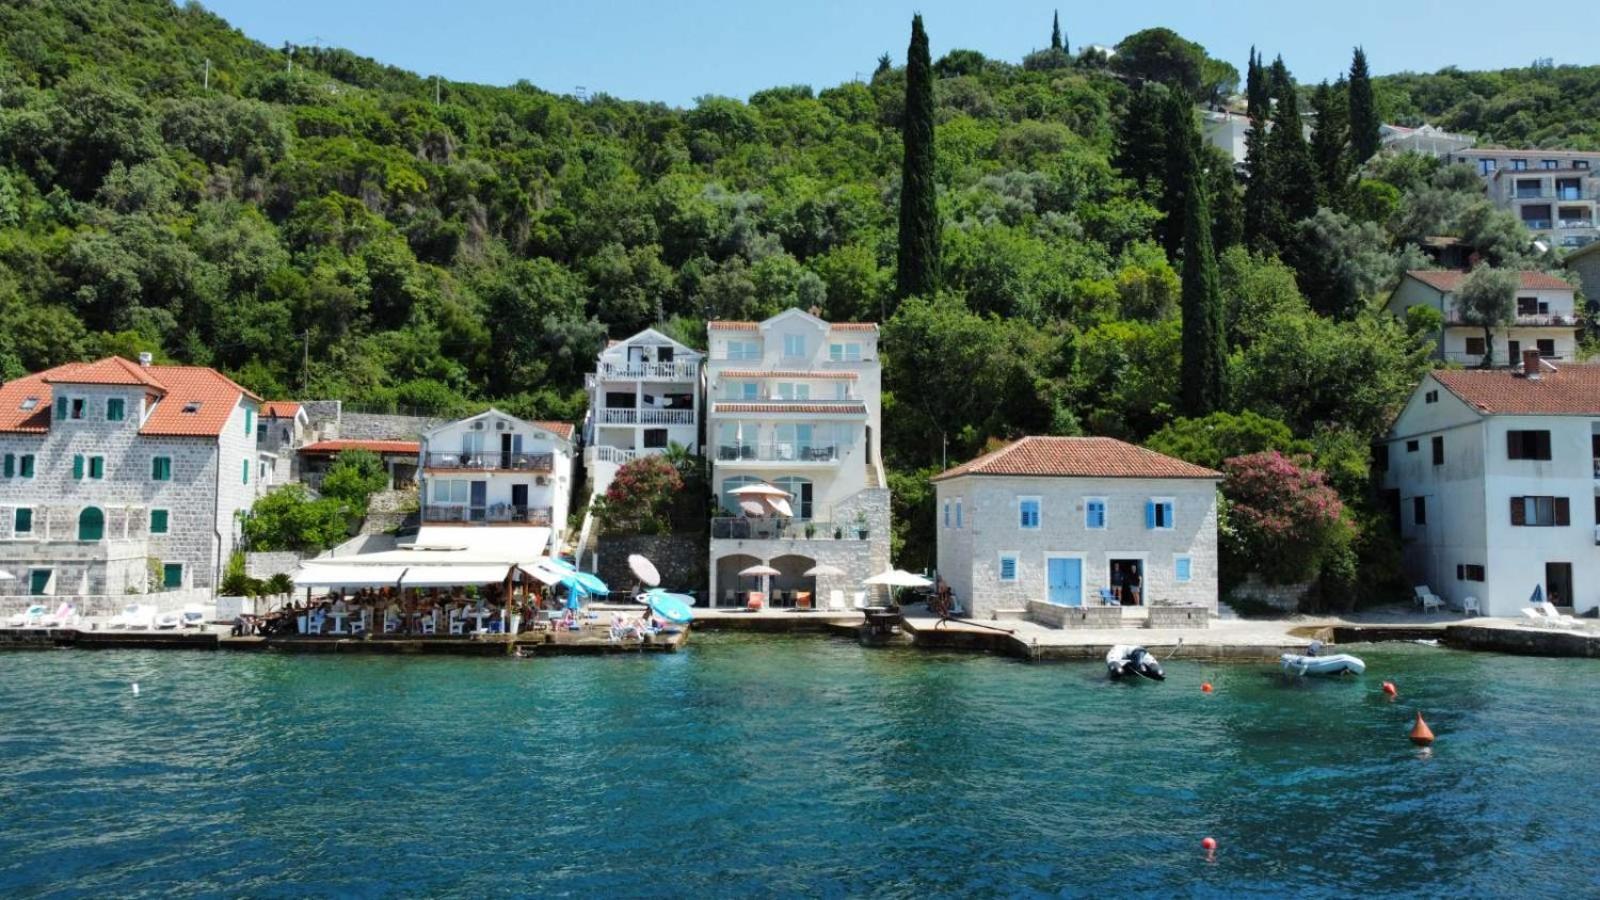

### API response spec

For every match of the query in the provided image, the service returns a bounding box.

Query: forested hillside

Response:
[0,0,1588,590]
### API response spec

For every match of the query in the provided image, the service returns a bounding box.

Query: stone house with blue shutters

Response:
[0,356,262,614]
[933,436,1221,621]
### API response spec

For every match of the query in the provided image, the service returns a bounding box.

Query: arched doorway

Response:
[770,553,817,609]
[714,553,762,608]
[77,507,104,542]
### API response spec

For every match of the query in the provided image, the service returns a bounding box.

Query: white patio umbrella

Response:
[864,568,933,588]
[764,496,794,518]
[731,483,791,498]
[803,563,846,577]
[739,563,781,608]
[627,554,661,588]
[738,499,770,517]
[0,570,15,581]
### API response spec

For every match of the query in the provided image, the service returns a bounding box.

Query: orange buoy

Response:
[1201,682,1214,693]
[1201,836,1217,851]
[1410,710,1435,745]
[1381,681,1397,698]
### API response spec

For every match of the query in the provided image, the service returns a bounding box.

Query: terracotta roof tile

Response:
[301,439,420,455]
[1406,269,1574,293]
[1431,364,1600,415]
[262,401,302,418]
[708,321,759,331]
[829,322,879,332]
[933,436,1221,482]
[0,358,258,437]
[718,370,858,379]
[714,402,867,415]
[531,421,575,441]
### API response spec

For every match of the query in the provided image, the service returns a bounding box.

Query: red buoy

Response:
[1410,710,1435,746]
[1381,681,1397,698]
[1201,836,1218,851]
[1201,682,1214,693]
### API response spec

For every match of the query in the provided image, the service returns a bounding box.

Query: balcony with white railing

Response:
[597,408,696,426]
[423,452,553,472]
[422,504,553,525]
[715,442,843,463]
[1445,312,1579,327]
[585,445,669,466]
[593,359,701,381]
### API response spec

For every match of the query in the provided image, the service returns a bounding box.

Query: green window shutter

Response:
[3,454,12,478]
[54,397,67,421]
[89,457,104,479]
[152,457,170,481]
[15,508,32,533]
[20,455,34,478]
[163,564,183,589]
[150,509,168,534]
[242,458,249,484]
[72,455,84,480]
[106,398,125,421]
[245,408,254,435]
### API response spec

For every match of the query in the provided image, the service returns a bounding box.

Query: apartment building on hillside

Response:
[1387,269,1580,367]
[418,410,575,553]
[1446,148,1600,249]
[582,328,703,501]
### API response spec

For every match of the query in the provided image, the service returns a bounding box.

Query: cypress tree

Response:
[1265,57,1317,240]
[1242,48,1276,252]
[1051,11,1063,51]
[1160,89,1196,261]
[1347,47,1380,165]
[1116,83,1170,196]
[1309,78,1349,207]
[896,14,940,302]
[1175,106,1226,416]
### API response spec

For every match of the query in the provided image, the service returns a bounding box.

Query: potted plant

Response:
[833,526,843,540]
[854,512,869,540]
[804,522,816,539]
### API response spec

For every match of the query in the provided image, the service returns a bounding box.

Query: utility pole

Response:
[434,75,441,105]
[203,58,211,91]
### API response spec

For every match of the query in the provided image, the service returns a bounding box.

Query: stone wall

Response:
[246,551,304,580]
[595,532,708,595]
[339,412,445,441]
[1148,605,1211,629]
[1229,574,1314,612]
[1026,601,1123,629]
[707,487,891,608]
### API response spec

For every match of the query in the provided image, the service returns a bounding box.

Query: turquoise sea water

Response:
[1,637,1598,897]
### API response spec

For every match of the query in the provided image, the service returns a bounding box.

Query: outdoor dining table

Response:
[466,608,493,632]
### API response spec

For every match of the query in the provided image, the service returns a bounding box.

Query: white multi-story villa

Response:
[1388,269,1580,366]
[418,410,575,552]
[934,437,1221,621]
[582,328,703,499]
[705,309,890,609]
[0,356,261,610]
[1380,357,1600,616]
[1445,147,1600,249]
[1379,123,1474,159]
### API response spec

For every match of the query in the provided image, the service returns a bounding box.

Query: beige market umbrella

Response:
[764,496,794,518]
[803,563,846,577]
[739,563,781,608]
[627,554,661,588]
[731,483,791,498]
[738,499,770,517]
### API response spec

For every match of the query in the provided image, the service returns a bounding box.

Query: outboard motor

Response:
[1128,646,1166,681]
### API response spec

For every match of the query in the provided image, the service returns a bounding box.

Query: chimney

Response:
[137,352,153,368]
[1521,348,1543,379]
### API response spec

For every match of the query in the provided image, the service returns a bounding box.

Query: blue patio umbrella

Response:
[645,592,695,624]
[1530,584,1545,606]
[563,571,609,596]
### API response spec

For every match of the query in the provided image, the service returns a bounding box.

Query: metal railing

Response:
[1445,312,1578,326]
[586,445,670,465]
[711,517,865,540]
[597,408,695,425]
[716,442,841,462]
[422,452,553,472]
[1508,187,1600,200]
[423,505,552,525]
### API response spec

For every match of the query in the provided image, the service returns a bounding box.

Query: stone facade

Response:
[0,380,260,600]
[708,487,890,608]
[937,474,1220,620]
[246,551,305,580]
[1027,601,1122,629]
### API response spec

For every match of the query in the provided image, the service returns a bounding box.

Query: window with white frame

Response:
[782,334,806,358]
[728,381,758,401]
[726,340,760,361]
[432,479,469,504]
[998,553,1019,582]
[1146,499,1175,529]
[943,500,951,528]
[829,342,862,362]
[1019,497,1041,529]
[775,382,810,400]
[1175,556,1193,582]
[834,381,849,400]
[955,499,963,529]
[1084,497,1107,529]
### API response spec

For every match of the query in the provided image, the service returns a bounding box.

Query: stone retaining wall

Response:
[1147,606,1211,629]
[246,551,304,580]
[596,532,708,595]
[1229,574,1314,612]
[1026,601,1122,629]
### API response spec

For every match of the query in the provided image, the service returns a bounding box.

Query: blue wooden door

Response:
[1047,558,1082,606]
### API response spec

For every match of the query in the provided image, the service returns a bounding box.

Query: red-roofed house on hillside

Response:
[0,356,263,613]
[1388,269,1580,367]
[934,436,1221,622]
[704,308,889,611]
[1380,360,1600,618]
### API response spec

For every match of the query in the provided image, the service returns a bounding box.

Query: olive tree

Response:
[1455,266,1518,368]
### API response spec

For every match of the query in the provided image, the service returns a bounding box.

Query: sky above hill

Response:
[202,0,1594,107]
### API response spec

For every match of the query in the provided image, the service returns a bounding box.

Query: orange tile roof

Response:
[718,370,858,379]
[830,323,879,331]
[531,421,575,441]
[933,436,1221,482]
[1406,270,1574,293]
[714,402,867,415]
[708,321,759,331]
[1431,365,1600,415]
[262,401,302,418]
[0,358,259,437]
[301,439,420,455]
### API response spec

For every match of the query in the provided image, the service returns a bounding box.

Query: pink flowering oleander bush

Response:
[593,456,684,535]
[1221,450,1355,585]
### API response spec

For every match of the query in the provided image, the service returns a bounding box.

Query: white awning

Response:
[398,564,515,588]
[293,564,407,588]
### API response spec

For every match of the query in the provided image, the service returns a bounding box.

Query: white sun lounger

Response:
[39,602,79,628]
[1538,602,1583,628]
[6,603,48,627]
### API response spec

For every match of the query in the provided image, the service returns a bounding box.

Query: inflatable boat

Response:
[1279,649,1365,676]
[1106,644,1165,681]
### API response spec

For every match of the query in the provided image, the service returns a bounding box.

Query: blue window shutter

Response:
[1164,502,1175,528]
[54,397,67,421]
[3,455,12,478]
[1177,557,1191,581]
[1145,501,1155,529]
